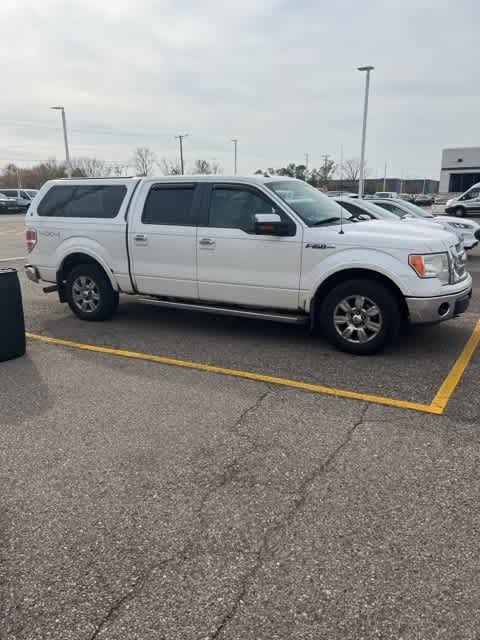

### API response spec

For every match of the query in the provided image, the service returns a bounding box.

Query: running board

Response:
[138,297,308,325]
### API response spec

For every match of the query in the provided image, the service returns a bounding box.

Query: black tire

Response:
[65,263,119,321]
[454,206,466,217]
[318,279,401,355]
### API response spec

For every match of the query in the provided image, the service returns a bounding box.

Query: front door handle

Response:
[199,238,215,247]
[134,233,148,244]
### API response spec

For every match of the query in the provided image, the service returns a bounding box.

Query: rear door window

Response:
[38,185,127,218]
[142,184,197,226]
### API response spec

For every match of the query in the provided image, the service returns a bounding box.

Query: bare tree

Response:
[210,160,223,175]
[132,147,157,176]
[109,163,128,177]
[70,157,109,178]
[342,158,365,182]
[158,158,182,176]
[193,159,211,174]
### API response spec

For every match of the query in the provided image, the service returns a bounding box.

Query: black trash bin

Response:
[0,268,26,362]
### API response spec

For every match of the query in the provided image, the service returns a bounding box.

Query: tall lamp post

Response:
[357,66,374,198]
[51,106,72,178]
[231,139,238,175]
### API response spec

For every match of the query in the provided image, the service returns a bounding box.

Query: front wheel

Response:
[453,206,466,217]
[318,279,401,355]
[65,264,119,321]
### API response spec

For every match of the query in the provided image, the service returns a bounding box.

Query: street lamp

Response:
[357,66,374,198]
[231,139,238,175]
[51,106,72,178]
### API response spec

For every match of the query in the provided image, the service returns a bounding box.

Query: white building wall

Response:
[440,147,480,193]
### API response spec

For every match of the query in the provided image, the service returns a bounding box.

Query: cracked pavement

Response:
[1,218,480,638]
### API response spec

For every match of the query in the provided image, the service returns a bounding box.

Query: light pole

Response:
[175,134,188,175]
[357,66,374,198]
[51,106,72,178]
[231,139,238,175]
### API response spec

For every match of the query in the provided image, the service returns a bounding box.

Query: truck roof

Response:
[42,174,297,187]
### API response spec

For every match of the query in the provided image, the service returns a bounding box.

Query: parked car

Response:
[371,198,480,250]
[0,188,37,213]
[334,197,402,222]
[0,195,15,213]
[398,193,415,203]
[414,194,434,206]
[445,182,480,217]
[24,177,470,355]
[373,191,399,199]
[325,191,358,198]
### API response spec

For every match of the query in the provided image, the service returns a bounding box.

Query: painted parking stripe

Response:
[0,256,25,262]
[26,322,480,414]
[430,319,480,412]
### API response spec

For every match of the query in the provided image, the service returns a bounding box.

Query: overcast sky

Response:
[1,0,478,179]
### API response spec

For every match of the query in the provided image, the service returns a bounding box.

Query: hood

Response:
[305,219,458,252]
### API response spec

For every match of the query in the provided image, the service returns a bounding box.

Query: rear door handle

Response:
[199,238,215,247]
[134,233,148,244]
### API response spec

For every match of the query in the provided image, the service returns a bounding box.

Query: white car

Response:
[24,176,471,355]
[372,198,480,250]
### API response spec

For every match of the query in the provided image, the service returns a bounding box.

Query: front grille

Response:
[450,244,467,282]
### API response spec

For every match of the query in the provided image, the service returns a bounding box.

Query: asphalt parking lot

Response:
[1,213,480,639]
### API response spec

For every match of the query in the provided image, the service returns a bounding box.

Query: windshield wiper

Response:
[311,217,341,226]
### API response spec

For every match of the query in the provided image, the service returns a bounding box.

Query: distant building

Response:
[440,147,480,193]
[325,177,438,195]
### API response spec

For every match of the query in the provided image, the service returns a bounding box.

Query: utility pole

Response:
[231,139,238,175]
[304,153,309,181]
[383,162,387,190]
[357,65,374,198]
[422,177,426,194]
[175,134,188,175]
[16,167,22,189]
[51,106,72,178]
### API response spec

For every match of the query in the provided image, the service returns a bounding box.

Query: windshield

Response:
[26,189,38,198]
[267,180,349,226]
[391,200,434,218]
[350,200,399,220]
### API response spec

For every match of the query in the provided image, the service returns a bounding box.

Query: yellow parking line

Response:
[430,319,480,412]
[25,320,480,415]
[25,332,439,414]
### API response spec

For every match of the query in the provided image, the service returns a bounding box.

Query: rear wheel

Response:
[318,279,401,355]
[454,206,466,217]
[65,264,119,321]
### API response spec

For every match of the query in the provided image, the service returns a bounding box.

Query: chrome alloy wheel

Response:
[333,295,383,344]
[72,275,101,313]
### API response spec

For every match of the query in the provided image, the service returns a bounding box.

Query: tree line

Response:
[254,158,364,189]
[0,147,224,189]
[0,146,365,190]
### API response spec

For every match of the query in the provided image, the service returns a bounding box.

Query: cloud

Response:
[0,0,478,177]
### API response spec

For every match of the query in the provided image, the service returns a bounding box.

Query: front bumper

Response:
[406,285,472,324]
[25,265,40,283]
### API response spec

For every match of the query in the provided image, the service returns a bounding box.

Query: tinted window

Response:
[0,190,16,197]
[38,185,127,218]
[142,185,196,225]
[209,186,285,233]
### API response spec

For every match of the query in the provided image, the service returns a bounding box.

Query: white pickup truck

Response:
[25,176,472,355]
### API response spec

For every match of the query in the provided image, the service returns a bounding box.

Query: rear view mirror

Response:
[254,213,292,236]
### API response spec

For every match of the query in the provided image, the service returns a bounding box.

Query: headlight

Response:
[409,252,450,284]
[448,222,472,230]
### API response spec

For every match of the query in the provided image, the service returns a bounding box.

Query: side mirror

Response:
[254,213,292,236]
